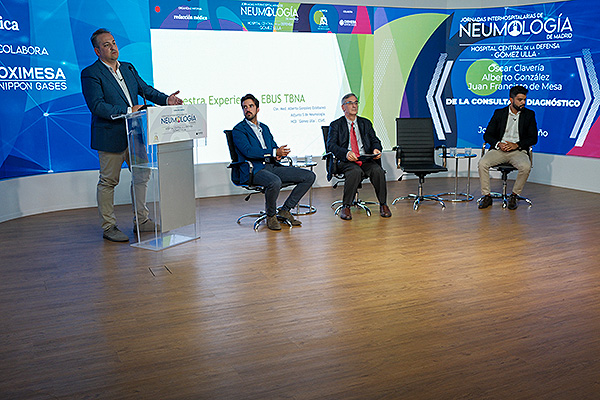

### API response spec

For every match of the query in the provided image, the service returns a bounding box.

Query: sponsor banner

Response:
[149,0,373,34]
[147,104,207,145]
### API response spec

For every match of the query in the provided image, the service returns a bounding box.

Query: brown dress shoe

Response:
[103,226,129,242]
[380,204,392,218]
[277,209,302,226]
[339,206,352,220]
[266,215,282,230]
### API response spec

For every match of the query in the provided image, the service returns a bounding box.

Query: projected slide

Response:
[150,29,350,164]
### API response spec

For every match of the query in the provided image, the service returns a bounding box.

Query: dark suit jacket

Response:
[327,115,382,160]
[231,120,279,185]
[81,59,169,153]
[484,106,538,151]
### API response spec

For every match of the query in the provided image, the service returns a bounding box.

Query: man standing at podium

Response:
[81,28,183,242]
[232,94,316,231]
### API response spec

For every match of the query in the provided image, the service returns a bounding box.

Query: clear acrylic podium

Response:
[124,109,200,251]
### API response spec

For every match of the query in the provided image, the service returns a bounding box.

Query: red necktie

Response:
[350,122,362,166]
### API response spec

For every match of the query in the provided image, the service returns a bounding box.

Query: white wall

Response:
[0,152,403,223]
[1,151,597,223]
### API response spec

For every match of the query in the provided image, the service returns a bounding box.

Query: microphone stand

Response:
[129,65,149,110]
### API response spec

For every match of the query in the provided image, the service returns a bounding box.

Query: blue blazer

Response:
[231,120,279,185]
[81,59,169,153]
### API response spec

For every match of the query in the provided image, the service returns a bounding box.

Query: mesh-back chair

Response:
[224,130,292,230]
[321,125,377,217]
[478,144,533,208]
[391,118,447,210]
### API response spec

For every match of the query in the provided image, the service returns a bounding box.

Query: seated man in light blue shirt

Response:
[231,94,315,230]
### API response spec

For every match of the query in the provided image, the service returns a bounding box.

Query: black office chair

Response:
[224,130,292,230]
[391,118,448,210]
[321,125,378,217]
[478,144,533,208]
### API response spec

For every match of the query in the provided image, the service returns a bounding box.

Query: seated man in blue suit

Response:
[81,28,183,242]
[327,93,392,220]
[232,94,316,231]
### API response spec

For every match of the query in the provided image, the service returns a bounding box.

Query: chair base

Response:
[393,175,445,210]
[392,194,446,211]
[478,192,532,209]
[331,199,378,217]
[436,192,474,202]
[293,203,317,215]
[237,212,293,231]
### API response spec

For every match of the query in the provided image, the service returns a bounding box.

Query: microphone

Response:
[128,65,148,108]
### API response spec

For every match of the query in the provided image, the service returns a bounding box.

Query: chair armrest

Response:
[280,155,292,166]
[226,160,246,169]
[322,151,339,181]
[392,145,402,169]
[435,145,447,168]
[245,160,257,186]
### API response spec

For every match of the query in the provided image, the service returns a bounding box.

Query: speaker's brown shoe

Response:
[103,226,129,242]
[134,219,159,233]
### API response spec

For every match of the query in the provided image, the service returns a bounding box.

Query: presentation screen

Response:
[150,29,349,164]
[148,0,373,164]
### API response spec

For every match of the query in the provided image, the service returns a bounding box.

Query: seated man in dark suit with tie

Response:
[327,93,392,220]
[232,94,316,231]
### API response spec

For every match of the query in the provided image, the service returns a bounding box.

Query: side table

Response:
[437,152,477,202]
[292,160,317,215]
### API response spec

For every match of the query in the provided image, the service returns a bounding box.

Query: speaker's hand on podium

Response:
[168,90,183,105]
[132,104,147,112]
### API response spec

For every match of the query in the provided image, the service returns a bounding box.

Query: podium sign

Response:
[146,104,207,145]
[124,105,204,251]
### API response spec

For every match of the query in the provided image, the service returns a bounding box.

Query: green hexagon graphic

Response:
[466,59,502,96]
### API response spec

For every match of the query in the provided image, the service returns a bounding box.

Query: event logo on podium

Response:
[146,104,207,145]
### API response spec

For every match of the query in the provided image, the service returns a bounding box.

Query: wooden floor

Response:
[1,177,599,400]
